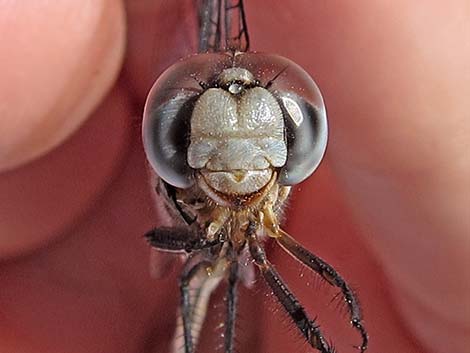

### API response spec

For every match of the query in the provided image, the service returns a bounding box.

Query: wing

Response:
[171,256,227,353]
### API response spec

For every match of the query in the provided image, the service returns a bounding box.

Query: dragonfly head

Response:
[143,53,328,203]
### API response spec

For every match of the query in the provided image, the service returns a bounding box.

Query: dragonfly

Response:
[142,1,368,352]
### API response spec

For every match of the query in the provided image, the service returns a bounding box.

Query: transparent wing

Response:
[197,0,250,53]
[171,257,227,353]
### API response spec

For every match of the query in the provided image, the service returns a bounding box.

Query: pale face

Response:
[187,68,288,196]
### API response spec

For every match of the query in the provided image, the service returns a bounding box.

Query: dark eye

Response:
[143,90,197,188]
[276,90,328,186]
[142,53,233,188]
[238,55,328,186]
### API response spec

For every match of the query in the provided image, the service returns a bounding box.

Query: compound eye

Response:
[142,52,238,188]
[276,91,328,185]
[143,90,197,188]
[229,52,328,185]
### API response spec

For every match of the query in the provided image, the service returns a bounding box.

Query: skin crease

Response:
[0,0,468,353]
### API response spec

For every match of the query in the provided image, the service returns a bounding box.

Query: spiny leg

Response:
[146,227,227,352]
[276,230,368,352]
[224,255,239,353]
[246,224,334,353]
[145,227,219,252]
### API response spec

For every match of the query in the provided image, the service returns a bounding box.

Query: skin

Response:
[0,0,468,352]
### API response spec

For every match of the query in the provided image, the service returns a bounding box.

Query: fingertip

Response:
[0,0,126,171]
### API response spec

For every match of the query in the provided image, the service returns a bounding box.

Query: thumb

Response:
[0,0,126,257]
[0,0,125,171]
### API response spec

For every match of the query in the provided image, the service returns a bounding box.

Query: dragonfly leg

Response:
[224,256,239,353]
[246,223,334,353]
[145,227,219,252]
[276,230,368,352]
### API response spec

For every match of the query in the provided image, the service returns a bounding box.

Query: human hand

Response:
[0,1,468,352]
